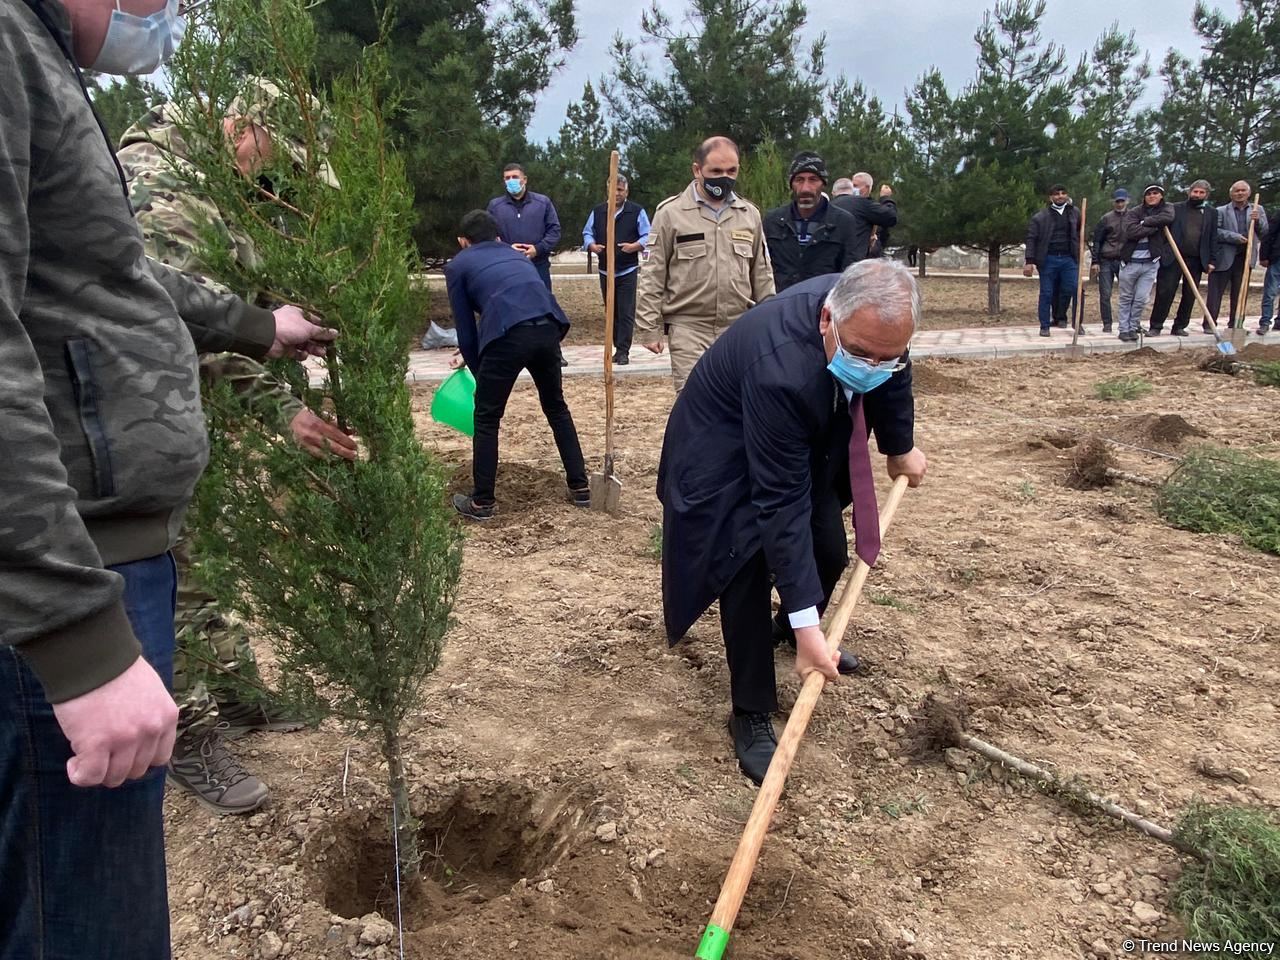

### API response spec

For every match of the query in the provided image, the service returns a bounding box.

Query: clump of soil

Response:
[905,694,968,756]
[1200,354,1239,375]
[1066,436,1115,489]
[1110,413,1207,448]
[1042,429,1080,450]
[1120,346,1162,363]
[912,361,971,395]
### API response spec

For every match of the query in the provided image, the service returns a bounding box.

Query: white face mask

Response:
[91,0,186,76]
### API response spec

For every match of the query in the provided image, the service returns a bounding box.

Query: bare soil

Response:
[166,347,1280,960]
[424,274,1047,345]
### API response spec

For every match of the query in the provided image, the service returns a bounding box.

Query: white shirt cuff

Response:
[788,606,820,629]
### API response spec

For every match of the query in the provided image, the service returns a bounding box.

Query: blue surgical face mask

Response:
[826,313,901,394]
[505,177,524,196]
[91,0,185,76]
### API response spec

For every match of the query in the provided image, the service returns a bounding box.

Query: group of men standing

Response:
[1026,179,1275,340]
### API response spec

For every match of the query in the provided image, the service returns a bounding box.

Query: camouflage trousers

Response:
[172,540,261,739]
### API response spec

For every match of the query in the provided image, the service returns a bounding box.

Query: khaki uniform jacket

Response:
[636,182,774,335]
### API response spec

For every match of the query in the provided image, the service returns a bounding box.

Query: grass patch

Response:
[866,589,919,613]
[1252,361,1280,387]
[1094,376,1154,401]
[1015,480,1037,501]
[1172,804,1280,944]
[646,523,663,560]
[1155,447,1280,554]
[879,794,931,820]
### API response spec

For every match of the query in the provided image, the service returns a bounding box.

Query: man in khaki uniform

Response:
[637,136,774,390]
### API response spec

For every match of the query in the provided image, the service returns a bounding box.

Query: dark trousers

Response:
[1096,258,1121,327]
[1149,256,1204,332]
[1,553,176,960]
[1206,256,1247,326]
[598,270,638,355]
[471,319,587,503]
[1037,254,1078,329]
[533,257,552,291]
[717,485,848,714]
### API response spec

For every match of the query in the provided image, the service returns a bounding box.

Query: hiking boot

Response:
[217,699,306,739]
[729,712,777,786]
[568,485,590,508]
[168,727,269,815]
[453,493,496,521]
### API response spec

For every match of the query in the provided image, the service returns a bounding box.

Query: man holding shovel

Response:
[657,259,926,785]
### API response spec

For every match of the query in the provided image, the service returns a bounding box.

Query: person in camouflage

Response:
[117,77,355,815]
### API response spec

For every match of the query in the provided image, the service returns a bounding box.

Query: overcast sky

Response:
[526,0,1214,142]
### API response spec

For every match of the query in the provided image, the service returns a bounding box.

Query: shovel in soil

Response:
[590,150,624,514]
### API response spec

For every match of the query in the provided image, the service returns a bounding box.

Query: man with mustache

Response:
[764,150,860,292]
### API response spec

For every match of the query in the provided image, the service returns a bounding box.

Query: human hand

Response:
[449,350,465,370]
[620,241,644,253]
[879,184,893,199]
[289,408,358,461]
[1251,207,1261,221]
[588,243,606,255]
[793,626,840,682]
[643,340,665,355]
[1023,264,1035,278]
[52,656,178,788]
[269,304,337,360]
[886,446,927,487]
[513,243,537,259]
[1207,263,1216,273]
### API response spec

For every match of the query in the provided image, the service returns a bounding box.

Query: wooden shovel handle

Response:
[1070,197,1088,348]
[604,150,619,459]
[1162,226,1217,327]
[698,475,912,957]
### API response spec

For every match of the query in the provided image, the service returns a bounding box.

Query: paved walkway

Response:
[308,322,1270,386]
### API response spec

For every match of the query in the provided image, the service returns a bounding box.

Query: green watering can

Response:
[430,367,475,436]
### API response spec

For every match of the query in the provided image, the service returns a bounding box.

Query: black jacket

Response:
[1025,204,1083,266]
[1092,209,1127,261]
[1167,200,1218,267]
[830,194,898,261]
[763,200,860,291]
[656,274,914,643]
[1119,202,1176,262]
[1260,212,1280,265]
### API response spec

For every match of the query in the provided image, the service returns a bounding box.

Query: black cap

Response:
[788,151,828,184]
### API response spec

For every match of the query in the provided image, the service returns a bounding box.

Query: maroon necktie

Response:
[848,395,881,566]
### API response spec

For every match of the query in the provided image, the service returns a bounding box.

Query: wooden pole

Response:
[1235,193,1261,330]
[1070,197,1088,349]
[603,150,619,461]
[695,476,912,960]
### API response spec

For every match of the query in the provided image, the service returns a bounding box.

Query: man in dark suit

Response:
[657,259,927,785]
[831,173,898,262]
[445,211,588,520]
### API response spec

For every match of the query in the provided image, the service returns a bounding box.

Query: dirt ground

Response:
[424,273,1048,345]
[165,346,1279,960]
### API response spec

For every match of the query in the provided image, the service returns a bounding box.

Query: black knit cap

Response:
[788,150,828,184]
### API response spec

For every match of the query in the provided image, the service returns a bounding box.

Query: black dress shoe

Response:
[729,712,777,786]
[1171,328,1189,336]
[612,352,630,365]
[1148,327,1163,336]
[772,619,862,675]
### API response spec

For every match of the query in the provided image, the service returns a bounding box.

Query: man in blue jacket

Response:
[657,259,927,784]
[446,210,588,520]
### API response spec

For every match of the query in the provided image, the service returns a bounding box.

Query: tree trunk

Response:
[918,250,927,278]
[987,242,1001,315]
[382,726,420,875]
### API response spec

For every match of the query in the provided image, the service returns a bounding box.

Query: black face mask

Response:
[701,175,736,200]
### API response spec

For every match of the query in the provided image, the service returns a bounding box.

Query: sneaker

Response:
[1039,328,1051,338]
[217,699,307,739]
[453,493,496,521]
[168,727,269,815]
[419,322,459,350]
[568,485,590,509]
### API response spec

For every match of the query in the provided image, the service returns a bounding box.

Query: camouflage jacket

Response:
[119,104,304,437]
[0,0,277,702]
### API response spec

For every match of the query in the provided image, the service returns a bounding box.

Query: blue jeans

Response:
[1,553,176,960]
[1096,258,1121,327]
[1038,254,1078,329]
[1259,261,1280,328]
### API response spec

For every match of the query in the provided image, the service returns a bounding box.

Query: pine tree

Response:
[1077,24,1152,194]
[811,77,906,186]
[87,74,162,144]
[531,82,618,255]
[166,0,462,873]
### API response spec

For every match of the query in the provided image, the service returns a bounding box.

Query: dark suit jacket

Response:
[1167,200,1218,266]
[656,274,914,643]
[830,194,898,261]
[444,241,569,373]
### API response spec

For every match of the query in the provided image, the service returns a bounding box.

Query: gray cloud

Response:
[528,0,1206,141]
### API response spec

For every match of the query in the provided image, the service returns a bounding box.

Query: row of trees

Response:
[90,0,1280,308]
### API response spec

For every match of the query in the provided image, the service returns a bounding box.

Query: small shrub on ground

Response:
[1094,376,1153,401]
[1172,804,1280,943]
[1155,447,1280,555]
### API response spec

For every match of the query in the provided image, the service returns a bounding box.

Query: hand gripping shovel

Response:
[1163,225,1235,356]
[590,149,623,514]
[694,475,912,960]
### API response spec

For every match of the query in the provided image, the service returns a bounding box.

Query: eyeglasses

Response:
[830,313,907,372]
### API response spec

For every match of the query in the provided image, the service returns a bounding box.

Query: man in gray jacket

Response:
[0,1,334,956]
[1090,188,1129,333]
[1208,180,1269,328]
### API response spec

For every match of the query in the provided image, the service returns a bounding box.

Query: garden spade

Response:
[1163,226,1235,356]
[590,149,623,514]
